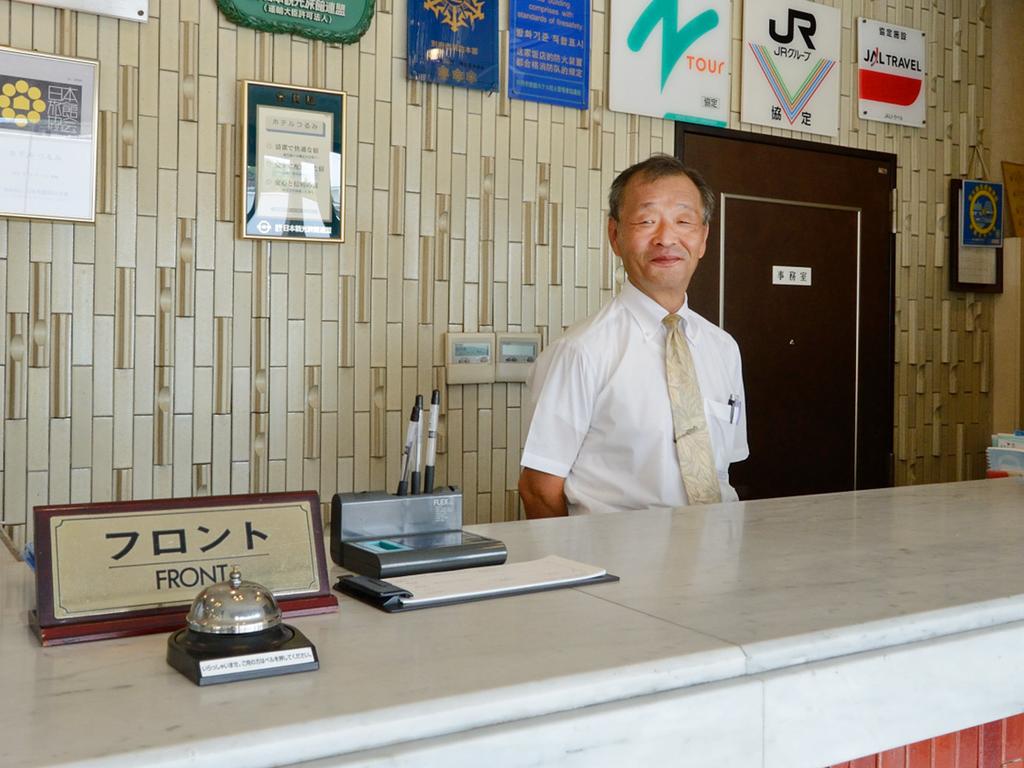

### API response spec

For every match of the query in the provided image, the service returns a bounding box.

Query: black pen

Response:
[423,389,440,493]
[396,404,419,496]
[410,394,424,494]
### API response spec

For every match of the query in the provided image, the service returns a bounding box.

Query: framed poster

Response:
[0,46,98,222]
[949,179,1003,293]
[240,81,346,242]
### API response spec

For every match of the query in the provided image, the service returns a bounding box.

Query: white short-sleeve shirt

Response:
[521,279,749,515]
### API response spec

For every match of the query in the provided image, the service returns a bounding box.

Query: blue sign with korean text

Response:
[408,0,498,92]
[509,0,590,109]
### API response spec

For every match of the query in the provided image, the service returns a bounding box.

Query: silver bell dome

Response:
[185,566,282,635]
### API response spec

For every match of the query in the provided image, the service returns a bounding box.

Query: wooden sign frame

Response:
[949,179,1003,293]
[31,491,337,646]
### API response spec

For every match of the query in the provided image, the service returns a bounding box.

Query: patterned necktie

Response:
[663,314,721,504]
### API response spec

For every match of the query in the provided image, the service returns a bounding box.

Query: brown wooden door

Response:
[678,126,894,500]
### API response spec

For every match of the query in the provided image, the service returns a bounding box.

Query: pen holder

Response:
[329,488,463,567]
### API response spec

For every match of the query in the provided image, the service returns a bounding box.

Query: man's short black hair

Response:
[608,154,715,225]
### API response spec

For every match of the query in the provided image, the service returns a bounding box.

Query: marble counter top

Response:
[2,479,1023,767]
[499,478,1024,672]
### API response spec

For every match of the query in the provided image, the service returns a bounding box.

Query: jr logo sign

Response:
[740,0,840,137]
[610,0,731,126]
[768,9,817,49]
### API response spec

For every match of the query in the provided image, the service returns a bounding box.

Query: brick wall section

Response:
[832,714,1024,768]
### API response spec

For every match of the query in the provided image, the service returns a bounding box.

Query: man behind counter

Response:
[518,154,749,518]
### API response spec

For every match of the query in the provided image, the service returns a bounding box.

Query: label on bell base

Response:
[199,647,316,677]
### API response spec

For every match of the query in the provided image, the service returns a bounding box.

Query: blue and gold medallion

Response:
[961,180,1003,247]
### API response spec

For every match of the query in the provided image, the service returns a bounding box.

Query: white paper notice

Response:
[958,247,997,285]
[199,647,316,677]
[389,555,607,607]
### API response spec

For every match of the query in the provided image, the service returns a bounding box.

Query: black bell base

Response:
[167,624,318,686]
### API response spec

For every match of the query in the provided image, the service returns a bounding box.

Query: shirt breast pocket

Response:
[704,398,737,472]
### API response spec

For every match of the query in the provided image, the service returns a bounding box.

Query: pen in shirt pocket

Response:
[727,394,741,425]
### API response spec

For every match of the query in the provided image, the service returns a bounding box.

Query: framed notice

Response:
[0,46,98,222]
[949,179,1003,293]
[32,491,338,646]
[241,81,346,242]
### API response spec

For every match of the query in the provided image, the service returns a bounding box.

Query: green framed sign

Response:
[240,81,347,243]
[218,0,375,44]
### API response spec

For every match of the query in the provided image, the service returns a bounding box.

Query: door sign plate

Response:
[772,265,812,285]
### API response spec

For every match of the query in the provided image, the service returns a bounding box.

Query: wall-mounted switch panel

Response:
[445,333,496,384]
[494,333,542,383]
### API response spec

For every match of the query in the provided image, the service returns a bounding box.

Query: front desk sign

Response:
[32,492,337,646]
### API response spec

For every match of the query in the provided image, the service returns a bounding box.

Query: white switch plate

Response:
[772,266,813,286]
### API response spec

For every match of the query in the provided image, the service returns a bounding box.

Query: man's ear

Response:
[607,216,619,255]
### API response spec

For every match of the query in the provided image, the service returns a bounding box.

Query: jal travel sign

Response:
[609,0,731,127]
[857,18,926,127]
[741,0,840,137]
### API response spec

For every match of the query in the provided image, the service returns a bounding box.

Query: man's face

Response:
[608,172,709,312]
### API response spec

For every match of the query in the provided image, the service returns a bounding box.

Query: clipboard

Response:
[335,555,620,613]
